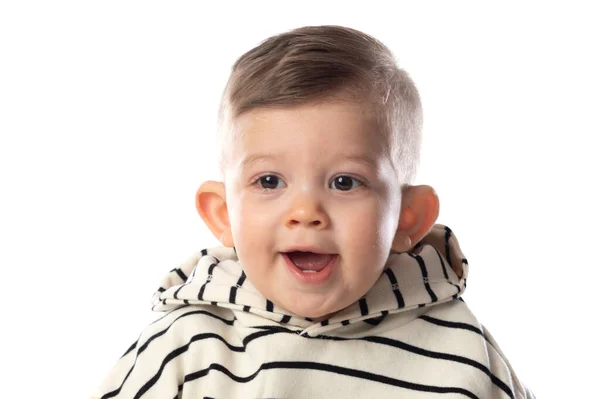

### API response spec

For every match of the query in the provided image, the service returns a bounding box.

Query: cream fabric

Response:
[92,224,534,398]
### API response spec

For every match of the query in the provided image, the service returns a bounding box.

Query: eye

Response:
[254,174,286,190]
[330,175,363,191]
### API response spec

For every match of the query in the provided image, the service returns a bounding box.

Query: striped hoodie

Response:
[92,224,535,399]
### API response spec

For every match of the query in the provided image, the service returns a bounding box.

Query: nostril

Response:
[286,215,326,228]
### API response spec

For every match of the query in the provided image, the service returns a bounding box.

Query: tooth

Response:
[302,270,317,273]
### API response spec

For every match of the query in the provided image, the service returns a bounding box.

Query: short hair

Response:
[217,25,423,187]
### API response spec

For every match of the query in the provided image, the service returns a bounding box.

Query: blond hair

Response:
[217,25,423,186]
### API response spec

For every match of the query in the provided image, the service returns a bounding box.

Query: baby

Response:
[93,25,534,398]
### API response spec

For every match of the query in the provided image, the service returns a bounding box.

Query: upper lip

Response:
[281,246,336,255]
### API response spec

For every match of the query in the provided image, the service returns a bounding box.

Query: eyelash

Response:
[250,174,365,193]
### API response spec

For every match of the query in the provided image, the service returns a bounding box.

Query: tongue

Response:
[287,252,333,272]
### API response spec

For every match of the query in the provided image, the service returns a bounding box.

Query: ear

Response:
[391,185,440,253]
[195,180,234,247]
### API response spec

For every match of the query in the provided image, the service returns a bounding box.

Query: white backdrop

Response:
[1,1,598,398]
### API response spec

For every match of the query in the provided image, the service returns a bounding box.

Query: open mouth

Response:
[284,251,335,272]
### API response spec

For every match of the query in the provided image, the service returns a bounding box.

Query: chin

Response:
[310,311,340,322]
[285,301,341,321]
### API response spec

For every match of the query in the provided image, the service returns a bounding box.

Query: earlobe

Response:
[391,185,440,253]
[195,181,234,247]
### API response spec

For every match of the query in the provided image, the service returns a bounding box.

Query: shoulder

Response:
[91,305,237,399]
[420,299,535,399]
[126,305,239,368]
[143,305,237,339]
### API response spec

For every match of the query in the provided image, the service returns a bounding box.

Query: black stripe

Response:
[418,315,493,347]
[100,308,237,399]
[266,299,274,312]
[363,313,387,326]
[180,361,479,399]
[228,286,237,304]
[437,248,450,279]
[280,315,291,323]
[418,315,484,336]
[120,339,138,359]
[201,248,208,256]
[177,261,201,300]
[411,253,438,302]
[341,320,350,326]
[360,335,513,398]
[462,258,469,279]
[140,311,235,354]
[171,268,188,282]
[157,287,166,293]
[236,271,247,287]
[173,284,186,300]
[101,364,136,399]
[174,261,203,300]
[134,329,282,399]
[197,263,217,300]
[229,271,247,304]
[320,319,329,326]
[243,305,250,312]
[384,269,405,308]
[432,247,461,295]
[444,226,454,271]
[132,321,512,399]
[359,298,369,315]
[250,325,299,332]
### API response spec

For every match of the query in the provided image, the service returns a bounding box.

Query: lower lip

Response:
[282,253,338,285]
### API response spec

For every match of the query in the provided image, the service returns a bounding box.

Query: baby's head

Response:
[196,26,439,319]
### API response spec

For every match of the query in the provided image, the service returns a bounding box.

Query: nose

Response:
[285,195,329,229]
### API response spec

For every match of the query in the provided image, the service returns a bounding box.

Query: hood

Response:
[151,224,468,334]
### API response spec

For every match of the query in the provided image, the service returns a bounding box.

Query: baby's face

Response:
[224,101,402,319]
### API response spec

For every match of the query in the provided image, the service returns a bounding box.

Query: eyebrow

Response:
[240,153,378,170]
[340,154,379,169]
[240,154,281,170]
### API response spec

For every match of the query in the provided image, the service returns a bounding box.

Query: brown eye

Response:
[257,175,284,190]
[331,176,361,191]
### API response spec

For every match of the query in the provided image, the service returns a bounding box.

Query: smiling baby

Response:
[92,25,534,399]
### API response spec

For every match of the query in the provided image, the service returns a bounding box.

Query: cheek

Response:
[230,194,277,248]
[239,196,274,226]
[343,197,398,252]
[339,202,380,245]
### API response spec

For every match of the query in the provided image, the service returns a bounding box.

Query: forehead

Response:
[230,101,388,166]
